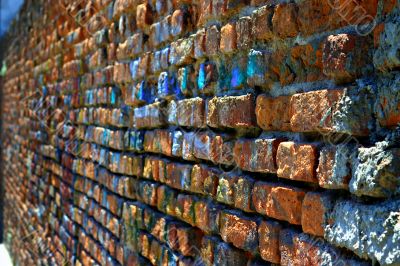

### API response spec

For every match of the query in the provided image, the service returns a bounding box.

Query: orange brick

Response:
[252,182,307,224]
[276,142,318,183]
[290,89,344,133]
[272,3,298,38]
[255,94,291,131]
[220,22,237,53]
[136,3,153,31]
[251,5,273,40]
[258,220,282,263]
[301,192,333,237]
[219,210,259,251]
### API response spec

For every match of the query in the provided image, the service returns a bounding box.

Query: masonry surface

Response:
[1,0,400,265]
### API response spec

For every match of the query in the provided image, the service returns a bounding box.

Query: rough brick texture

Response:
[1,0,399,265]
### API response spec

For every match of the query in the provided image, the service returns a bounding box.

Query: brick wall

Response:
[1,0,400,265]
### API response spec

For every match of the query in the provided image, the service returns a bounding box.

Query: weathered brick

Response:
[233,175,254,212]
[350,143,400,198]
[134,102,167,129]
[201,236,218,266]
[219,210,259,252]
[279,228,298,266]
[252,181,307,224]
[301,192,334,237]
[176,98,206,128]
[176,226,203,256]
[217,173,237,205]
[190,164,219,195]
[323,34,372,83]
[175,194,196,225]
[220,22,237,53]
[237,16,252,50]
[169,37,194,66]
[255,94,291,131]
[215,242,248,265]
[194,28,207,59]
[194,200,220,234]
[272,3,298,38]
[207,94,257,129]
[317,144,354,189]
[290,89,343,133]
[258,220,282,263]
[233,138,283,173]
[276,142,318,183]
[136,3,153,31]
[206,25,221,57]
[251,5,273,40]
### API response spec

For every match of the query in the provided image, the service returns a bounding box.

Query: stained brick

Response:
[272,3,298,38]
[258,220,282,263]
[207,94,257,129]
[234,138,283,173]
[220,22,237,53]
[251,5,273,40]
[290,89,343,133]
[276,142,318,183]
[256,94,291,131]
[252,181,307,224]
[301,192,334,237]
[219,210,259,251]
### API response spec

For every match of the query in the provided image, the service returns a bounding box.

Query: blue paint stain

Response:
[231,66,246,89]
[198,63,206,90]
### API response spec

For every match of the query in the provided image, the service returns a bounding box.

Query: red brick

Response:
[279,229,298,266]
[290,89,343,133]
[169,37,194,66]
[175,194,196,225]
[272,3,298,38]
[190,164,220,196]
[219,210,259,252]
[234,138,282,173]
[276,142,318,183]
[258,220,282,263]
[170,9,187,38]
[237,16,252,50]
[176,98,206,128]
[207,94,257,129]
[134,102,167,129]
[233,175,254,212]
[136,3,153,31]
[216,173,237,205]
[252,182,307,224]
[255,94,291,131]
[194,28,207,59]
[251,5,273,40]
[220,22,237,53]
[176,226,203,256]
[212,0,228,17]
[206,26,221,57]
[322,34,371,83]
[301,192,333,237]
[194,200,220,234]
